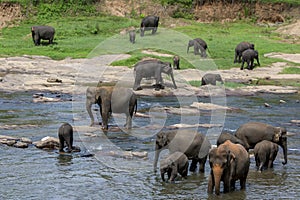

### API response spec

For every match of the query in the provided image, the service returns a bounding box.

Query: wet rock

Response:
[32,96,62,103]
[105,150,148,159]
[13,141,28,148]
[291,120,300,125]
[47,77,62,83]
[264,103,271,107]
[169,123,223,129]
[190,102,232,110]
[20,137,32,144]
[279,99,286,104]
[33,136,59,150]
[0,138,16,146]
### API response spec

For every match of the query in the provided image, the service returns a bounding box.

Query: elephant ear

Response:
[273,127,282,142]
[198,136,211,159]
[226,150,236,166]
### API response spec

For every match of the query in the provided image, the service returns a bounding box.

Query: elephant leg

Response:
[199,157,206,173]
[58,136,65,152]
[189,159,198,172]
[125,113,132,129]
[240,61,245,70]
[207,173,215,193]
[240,178,246,189]
[133,76,142,91]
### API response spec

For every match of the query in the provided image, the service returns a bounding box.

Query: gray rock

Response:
[14,141,28,148]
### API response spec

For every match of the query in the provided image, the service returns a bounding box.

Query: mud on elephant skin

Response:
[153,129,211,173]
[160,151,189,183]
[254,140,279,171]
[207,140,250,195]
[140,15,159,37]
[234,41,254,63]
[201,73,224,86]
[86,86,137,130]
[235,122,287,165]
[133,59,177,91]
[31,25,55,46]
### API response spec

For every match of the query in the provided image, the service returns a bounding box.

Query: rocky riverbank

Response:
[0,53,299,98]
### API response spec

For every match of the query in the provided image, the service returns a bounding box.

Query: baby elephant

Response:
[254,140,279,171]
[160,152,189,183]
[201,73,224,86]
[129,30,136,44]
[58,123,73,153]
[241,49,260,70]
[173,55,180,70]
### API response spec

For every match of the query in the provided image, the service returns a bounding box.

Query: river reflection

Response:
[0,92,299,199]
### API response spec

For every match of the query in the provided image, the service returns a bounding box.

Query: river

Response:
[0,91,299,199]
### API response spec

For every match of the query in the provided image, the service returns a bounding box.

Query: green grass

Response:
[0,2,300,70]
[280,67,300,74]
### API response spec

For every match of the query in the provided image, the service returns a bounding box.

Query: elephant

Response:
[207,140,250,195]
[58,123,73,153]
[216,132,245,147]
[153,129,211,173]
[234,122,287,165]
[86,86,137,130]
[133,59,177,91]
[160,151,189,183]
[129,30,136,44]
[201,73,224,86]
[234,42,254,63]
[254,140,279,171]
[173,55,180,70]
[31,25,55,46]
[241,49,260,70]
[187,38,207,58]
[140,15,159,37]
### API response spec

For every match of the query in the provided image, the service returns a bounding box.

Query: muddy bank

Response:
[0,53,299,98]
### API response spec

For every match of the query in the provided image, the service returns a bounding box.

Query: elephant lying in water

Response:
[235,122,287,165]
[133,59,177,91]
[154,129,211,173]
[86,86,137,130]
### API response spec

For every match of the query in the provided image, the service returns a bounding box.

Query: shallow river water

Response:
[0,91,299,200]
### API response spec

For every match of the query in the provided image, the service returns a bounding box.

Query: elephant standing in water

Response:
[133,59,177,91]
[140,15,159,37]
[207,140,250,195]
[254,140,279,171]
[31,25,55,46]
[154,129,211,173]
[187,38,208,58]
[86,86,137,130]
[241,49,260,70]
[234,41,254,63]
[201,73,224,86]
[235,122,287,165]
[58,123,73,153]
[160,151,189,183]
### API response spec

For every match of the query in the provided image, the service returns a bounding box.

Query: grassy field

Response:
[0,1,300,71]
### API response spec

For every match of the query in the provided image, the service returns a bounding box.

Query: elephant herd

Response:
[156,122,288,195]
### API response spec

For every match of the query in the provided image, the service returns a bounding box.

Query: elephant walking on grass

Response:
[207,140,250,195]
[140,15,159,37]
[58,123,73,153]
[234,42,254,63]
[160,151,189,183]
[86,86,137,130]
[187,38,208,58]
[129,30,136,44]
[154,129,211,173]
[133,59,177,91]
[254,140,279,171]
[31,25,55,46]
[235,122,287,165]
[241,49,260,70]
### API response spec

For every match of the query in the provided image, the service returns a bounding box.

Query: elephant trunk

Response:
[86,100,94,126]
[212,165,223,195]
[281,138,288,165]
[170,72,177,89]
[153,148,161,172]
